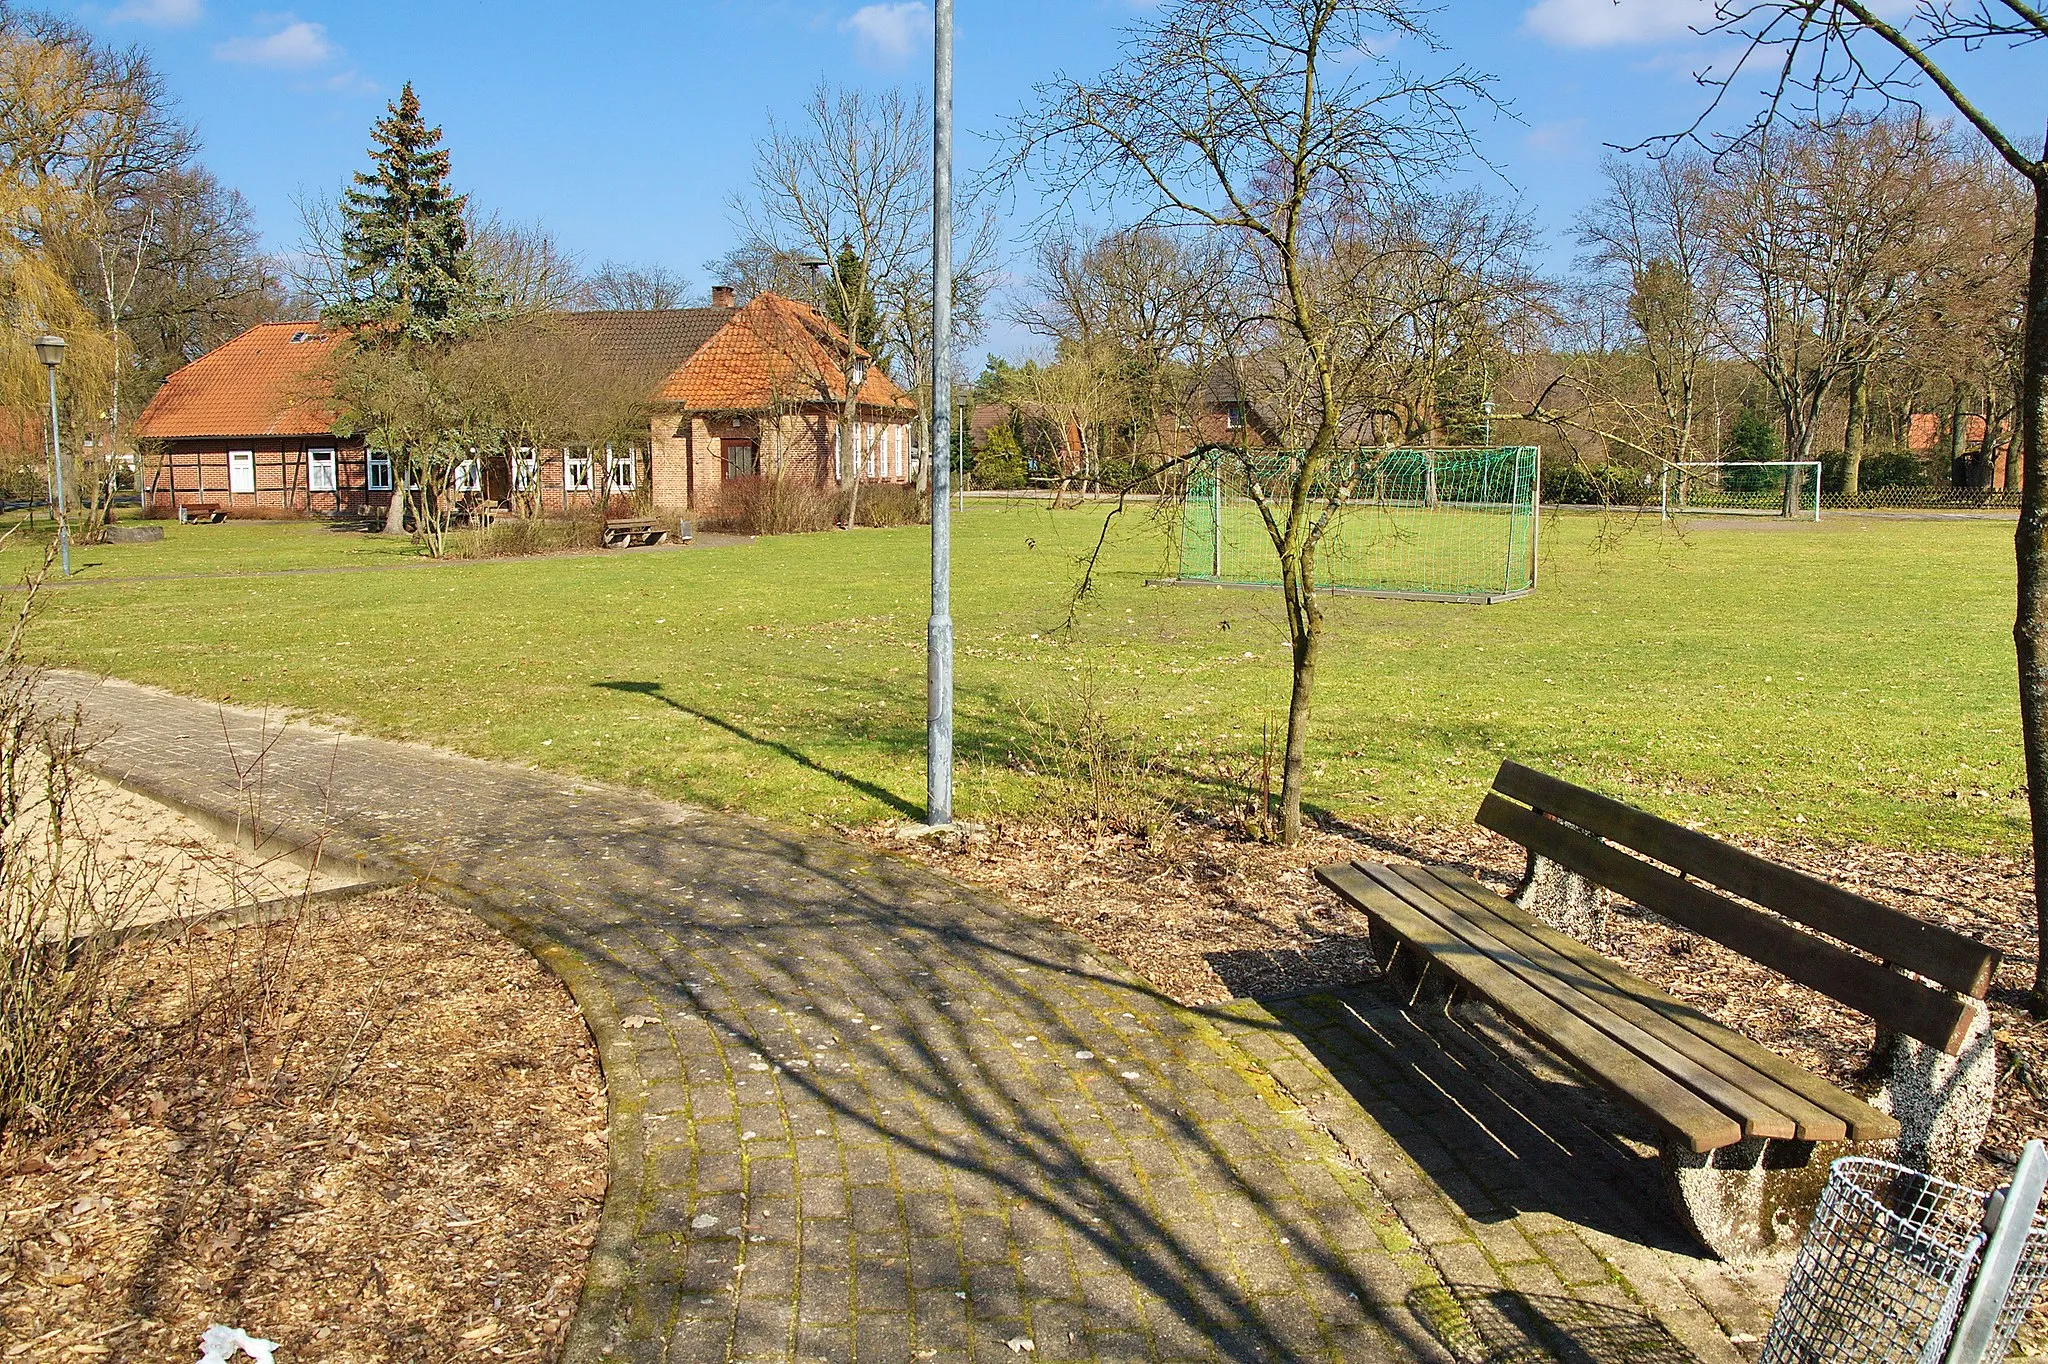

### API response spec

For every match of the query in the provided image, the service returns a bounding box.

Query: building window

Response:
[1224,403,1244,430]
[512,448,536,491]
[864,423,877,480]
[228,450,255,494]
[307,447,337,493]
[564,447,594,492]
[368,451,393,491]
[607,446,637,492]
[723,440,757,479]
[452,457,482,493]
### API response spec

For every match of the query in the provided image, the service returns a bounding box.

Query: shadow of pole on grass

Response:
[593,679,922,820]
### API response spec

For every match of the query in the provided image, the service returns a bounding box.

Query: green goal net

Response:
[1175,446,1540,603]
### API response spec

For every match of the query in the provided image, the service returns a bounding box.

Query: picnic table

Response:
[178,503,225,524]
[603,517,672,548]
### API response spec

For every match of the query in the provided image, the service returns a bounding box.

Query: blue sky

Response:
[58,0,2044,357]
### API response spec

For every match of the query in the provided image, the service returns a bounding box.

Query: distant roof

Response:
[136,296,905,441]
[658,293,912,413]
[553,306,735,385]
[135,323,342,439]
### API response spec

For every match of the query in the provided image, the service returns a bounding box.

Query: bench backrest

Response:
[1478,761,1999,1055]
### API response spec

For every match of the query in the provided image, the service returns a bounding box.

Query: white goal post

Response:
[1660,461,1822,522]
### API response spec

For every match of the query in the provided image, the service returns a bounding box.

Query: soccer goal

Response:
[1660,461,1822,521]
[1173,446,1540,603]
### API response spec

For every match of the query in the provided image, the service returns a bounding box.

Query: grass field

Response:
[7,504,2026,854]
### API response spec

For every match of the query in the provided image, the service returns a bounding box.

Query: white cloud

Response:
[841,2,929,66]
[109,0,203,25]
[214,18,339,68]
[1522,0,1714,47]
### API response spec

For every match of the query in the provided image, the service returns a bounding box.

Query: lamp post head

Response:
[33,334,64,369]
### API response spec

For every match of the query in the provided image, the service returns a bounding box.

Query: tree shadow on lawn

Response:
[595,679,924,820]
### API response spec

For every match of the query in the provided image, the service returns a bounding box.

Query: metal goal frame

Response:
[1660,460,1823,522]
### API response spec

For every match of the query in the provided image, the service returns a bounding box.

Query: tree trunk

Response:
[1844,362,1868,496]
[1276,547,1322,846]
[383,466,406,534]
[1950,385,1970,485]
[2014,176,2048,1015]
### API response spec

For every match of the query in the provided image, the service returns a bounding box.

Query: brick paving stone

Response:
[46,673,1773,1363]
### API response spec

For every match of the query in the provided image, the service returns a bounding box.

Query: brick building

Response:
[134,290,917,520]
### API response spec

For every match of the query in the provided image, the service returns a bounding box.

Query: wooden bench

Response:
[603,517,670,548]
[178,503,225,524]
[1316,760,2001,1262]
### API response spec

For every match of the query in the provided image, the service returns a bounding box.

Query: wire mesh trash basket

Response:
[1760,1149,2048,1364]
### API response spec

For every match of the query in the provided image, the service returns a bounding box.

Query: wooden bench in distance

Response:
[1315,761,2000,1263]
[602,517,670,548]
[178,503,225,524]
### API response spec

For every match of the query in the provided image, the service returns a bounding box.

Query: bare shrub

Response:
[0,579,146,1141]
[442,515,606,559]
[843,483,924,527]
[1018,674,1174,840]
[700,473,839,535]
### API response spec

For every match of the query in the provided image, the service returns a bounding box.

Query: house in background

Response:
[133,289,917,520]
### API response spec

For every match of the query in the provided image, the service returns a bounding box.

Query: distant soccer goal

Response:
[1171,446,1540,604]
[1659,461,1822,522]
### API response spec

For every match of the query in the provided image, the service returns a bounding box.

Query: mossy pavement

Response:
[43,668,1775,1363]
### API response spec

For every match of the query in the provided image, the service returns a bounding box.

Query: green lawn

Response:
[13,504,2027,854]
[0,515,424,583]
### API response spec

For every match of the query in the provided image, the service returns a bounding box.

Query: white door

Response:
[228,450,255,495]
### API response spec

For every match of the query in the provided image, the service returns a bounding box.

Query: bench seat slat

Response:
[1494,762,1997,999]
[1361,863,1800,1143]
[1317,862,1744,1152]
[1401,864,1895,1142]
[1425,866,1898,1143]
[1478,793,1980,1056]
[1383,864,1843,1141]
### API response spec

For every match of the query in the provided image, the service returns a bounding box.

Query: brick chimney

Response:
[711,285,735,308]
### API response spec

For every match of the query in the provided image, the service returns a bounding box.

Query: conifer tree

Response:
[823,241,880,358]
[327,83,488,341]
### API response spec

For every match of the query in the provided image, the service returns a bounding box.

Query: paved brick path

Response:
[42,671,1771,1364]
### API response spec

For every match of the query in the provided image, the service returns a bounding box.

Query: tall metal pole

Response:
[926,0,954,827]
[45,363,70,577]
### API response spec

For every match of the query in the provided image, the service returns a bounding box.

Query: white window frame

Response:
[512,448,536,492]
[307,446,337,493]
[564,446,594,493]
[367,451,393,492]
[607,445,637,492]
[452,456,482,493]
[228,449,255,495]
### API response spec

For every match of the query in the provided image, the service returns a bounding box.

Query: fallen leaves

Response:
[0,888,607,1363]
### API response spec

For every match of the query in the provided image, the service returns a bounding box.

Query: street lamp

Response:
[927,0,954,827]
[34,334,70,577]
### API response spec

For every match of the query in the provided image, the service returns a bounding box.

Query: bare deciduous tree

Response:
[1685,1,2048,1008]
[1015,0,1495,844]
[574,259,695,311]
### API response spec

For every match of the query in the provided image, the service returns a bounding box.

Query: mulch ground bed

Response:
[864,814,2047,1194]
[0,887,606,1363]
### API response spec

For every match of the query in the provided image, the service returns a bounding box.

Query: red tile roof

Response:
[135,322,344,439]
[136,295,909,442]
[658,293,911,413]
